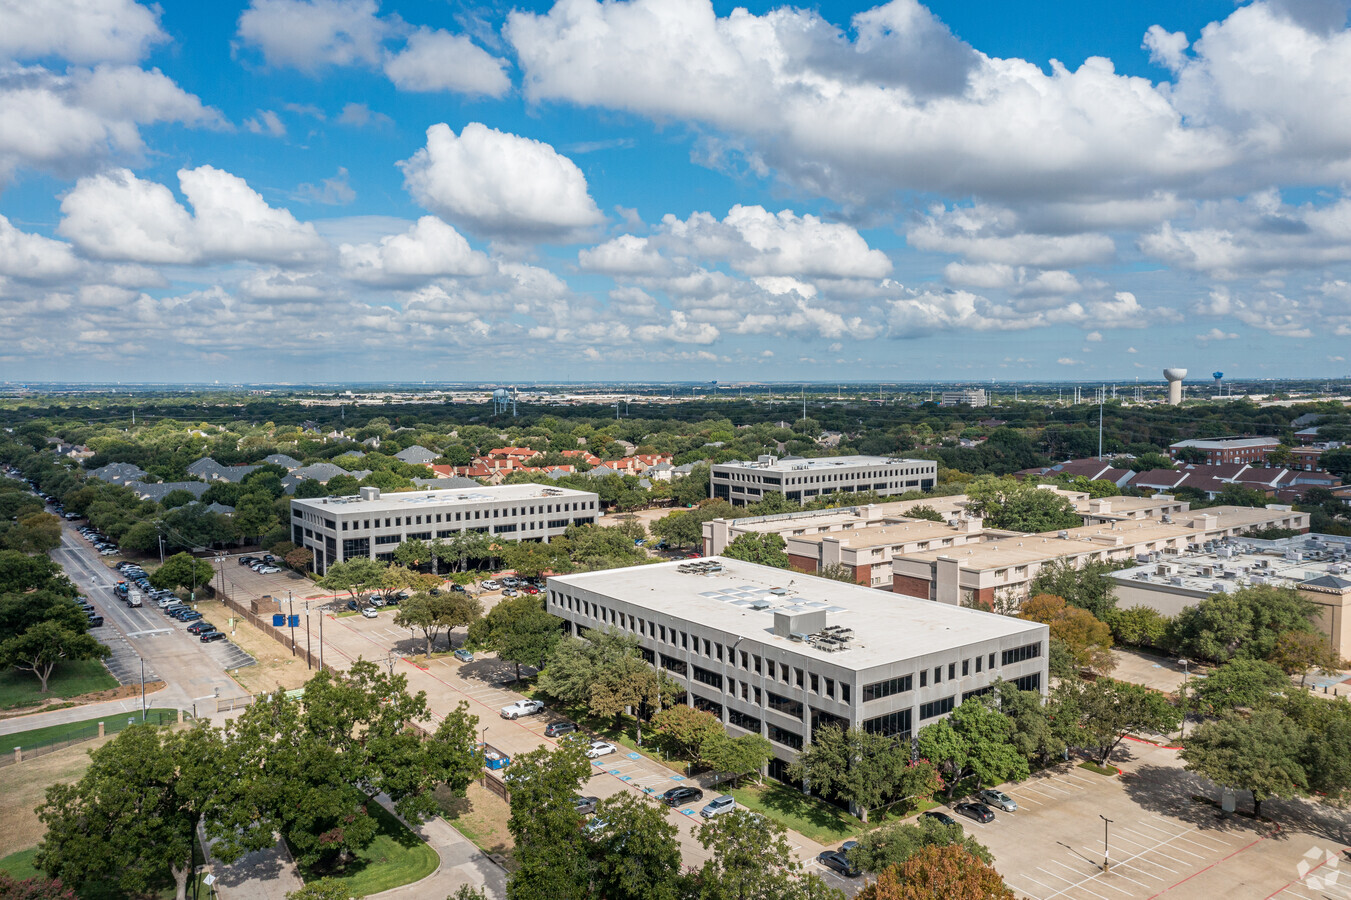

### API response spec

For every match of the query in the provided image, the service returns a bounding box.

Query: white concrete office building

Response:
[291,484,600,574]
[710,455,937,506]
[547,558,1048,778]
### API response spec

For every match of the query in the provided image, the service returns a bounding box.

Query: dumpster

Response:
[481,743,511,771]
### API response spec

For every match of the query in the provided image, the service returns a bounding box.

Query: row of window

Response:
[1002,642,1042,666]
[327,500,596,532]
[919,696,955,720]
[548,591,852,704]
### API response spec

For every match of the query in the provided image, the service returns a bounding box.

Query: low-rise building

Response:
[291,484,600,574]
[710,455,936,506]
[1107,533,1351,657]
[939,388,988,408]
[546,557,1048,777]
[1169,436,1279,465]
[892,505,1311,608]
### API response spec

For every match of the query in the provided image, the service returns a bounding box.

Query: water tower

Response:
[1163,368,1187,406]
[491,388,511,416]
[1213,371,1223,386]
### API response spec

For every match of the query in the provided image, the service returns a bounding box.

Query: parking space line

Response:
[1110,861,1165,882]
[1009,877,1055,899]
[1048,860,1136,897]
[1036,866,1079,887]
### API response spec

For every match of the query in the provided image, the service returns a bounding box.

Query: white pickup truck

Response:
[500,699,544,719]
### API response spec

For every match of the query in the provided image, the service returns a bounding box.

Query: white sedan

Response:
[360,607,378,618]
[585,740,619,759]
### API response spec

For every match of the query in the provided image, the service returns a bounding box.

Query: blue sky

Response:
[2,0,1350,384]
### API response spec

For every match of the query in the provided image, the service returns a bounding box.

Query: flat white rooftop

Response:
[715,455,928,472]
[293,483,595,513]
[550,557,1043,669]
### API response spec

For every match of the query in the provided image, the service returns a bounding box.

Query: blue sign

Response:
[287,615,300,628]
[272,614,285,627]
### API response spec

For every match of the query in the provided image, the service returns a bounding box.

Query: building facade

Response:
[1168,437,1280,465]
[710,455,936,506]
[547,558,1048,777]
[939,389,988,407]
[291,484,600,574]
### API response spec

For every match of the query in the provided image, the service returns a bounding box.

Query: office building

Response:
[1107,533,1351,657]
[547,558,1048,777]
[291,484,600,574]
[1168,436,1279,465]
[710,455,936,506]
[939,388,988,407]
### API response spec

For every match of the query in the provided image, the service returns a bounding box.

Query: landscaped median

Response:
[0,658,118,711]
[724,781,866,844]
[0,708,180,758]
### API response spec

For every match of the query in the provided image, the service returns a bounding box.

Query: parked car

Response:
[955,802,995,823]
[978,789,1017,812]
[257,566,282,574]
[346,600,359,612]
[585,740,618,759]
[199,631,226,642]
[481,580,501,591]
[450,584,466,593]
[361,607,378,618]
[501,576,519,588]
[817,850,861,878]
[187,621,215,634]
[521,586,540,595]
[921,811,960,828]
[453,648,474,663]
[502,588,519,597]
[500,699,545,719]
[572,796,599,815]
[700,795,736,819]
[238,556,257,566]
[660,786,704,807]
[543,721,577,738]
[368,597,385,608]
[177,611,203,622]
[87,616,104,628]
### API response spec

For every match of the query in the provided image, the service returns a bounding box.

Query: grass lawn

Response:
[0,709,178,757]
[0,660,118,710]
[726,781,865,844]
[296,801,438,897]
[0,847,39,880]
[436,782,515,870]
[1078,760,1119,776]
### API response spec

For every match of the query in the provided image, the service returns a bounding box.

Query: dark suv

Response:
[660,786,704,807]
[544,721,578,738]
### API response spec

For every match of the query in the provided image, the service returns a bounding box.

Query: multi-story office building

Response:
[547,558,1048,778]
[291,484,600,574]
[939,388,988,407]
[710,455,936,506]
[1168,436,1279,465]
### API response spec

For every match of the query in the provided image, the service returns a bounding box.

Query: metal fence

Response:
[1,708,185,767]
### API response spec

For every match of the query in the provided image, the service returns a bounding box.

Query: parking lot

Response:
[971,741,1351,900]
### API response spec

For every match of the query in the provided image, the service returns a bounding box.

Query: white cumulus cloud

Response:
[339,216,490,284]
[399,123,605,241]
[383,28,511,97]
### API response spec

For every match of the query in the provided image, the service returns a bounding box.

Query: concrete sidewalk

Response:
[369,795,506,900]
[0,687,182,737]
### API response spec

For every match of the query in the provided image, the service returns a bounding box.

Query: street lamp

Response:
[1099,815,1113,873]
[1179,658,1190,739]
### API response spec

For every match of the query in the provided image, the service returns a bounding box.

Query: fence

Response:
[1,708,187,767]
[207,578,332,674]
[482,770,510,803]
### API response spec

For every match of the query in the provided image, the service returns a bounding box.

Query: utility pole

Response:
[1179,659,1190,738]
[305,604,313,670]
[140,657,146,722]
[288,591,295,656]
[1098,388,1104,459]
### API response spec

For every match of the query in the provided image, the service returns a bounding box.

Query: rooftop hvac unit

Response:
[788,632,808,642]
[1058,531,1070,539]
[1169,576,1184,586]
[1162,514,1173,524]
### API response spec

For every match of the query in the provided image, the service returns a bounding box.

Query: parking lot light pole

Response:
[140,657,146,723]
[1100,815,1113,873]
[1179,659,1190,739]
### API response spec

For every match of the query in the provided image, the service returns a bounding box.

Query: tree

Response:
[696,809,845,900]
[393,538,433,570]
[650,499,736,548]
[469,595,561,682]
[232,491,279,540]
[1060,678,1180,765]
[37,723,272,900]
[1102,606,1171,650]
[500,540,572,580]
[1268,630,1343,687]
[506,742,594,900]
[318,556,387,605]
[149,552,214,593]
[1170,584,1320,663]
[118,520,160,554]
[650,704,725,763]
[722,532,789,568]
[1028,558,1121,620]
[284,546,313,572]
[992,681,1064,765]
[4,512,62,554]
[1181,707,1309,818]
[856,845,1015,900]
[395,591,482,657]
[1190,657,1289,714]
[585,793,685,900]
[1020,594,1114,674]
[0,621,109,693]
[847,815,992,874]
[228,662,480,869]
[1321,447,1351,481]
[963,475,1080,532]
[788,726,913,820]
[701,732,773,786]
[812,563,857,583]
[902,504,945,522]
[917,699,1029,797]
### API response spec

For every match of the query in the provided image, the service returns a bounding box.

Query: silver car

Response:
[978,789,1017,812]
[700,795,737,818]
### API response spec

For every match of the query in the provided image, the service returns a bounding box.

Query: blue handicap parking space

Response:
[642,786,654,794]
[627,753,641,760]
[681,809,694,816]
[593,760,606,767]
[609,769,621,776]
[670,775,684,781]
[620,775,632,781]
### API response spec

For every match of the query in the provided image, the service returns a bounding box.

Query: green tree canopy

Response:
[696,809,845,900]
[788,725,916,820]
[149,552,215,593]
[1180,706,1309,818]
[963,475,1081,532]
[1170,584,1320,664]
[469,594,561,682]
[1190,657,1290,714]
[846,815,992,874]
[394,590,482,657]
[722,532,789,568]
[317,556,387,604]
[0,620,109,693]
